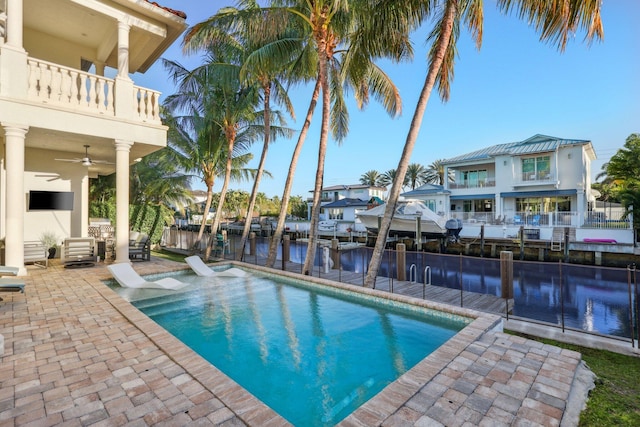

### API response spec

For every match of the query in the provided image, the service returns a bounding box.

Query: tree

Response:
[364,0,604,288]
[183,2,296,260]
[162,59,258,253]
[601,133,640,228]
[423,159,454,185]
[259,0,407,272]
[378,168,407,190]
[406,163,428,190]
[360,170,382,186]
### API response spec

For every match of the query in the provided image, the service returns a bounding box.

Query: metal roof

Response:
[443,134,593,164]
[401,184,450,198]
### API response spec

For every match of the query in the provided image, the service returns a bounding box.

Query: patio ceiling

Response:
[24,0,186,73]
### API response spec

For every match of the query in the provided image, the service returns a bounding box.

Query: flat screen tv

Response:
[28,191,74,211]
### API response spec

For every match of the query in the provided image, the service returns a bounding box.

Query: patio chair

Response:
[63,237,97,268]
[531,215,541,226]
[107,263,189,290]
[185,255,247,277]
[513,215,523,225]
[129,233,151,261]
[0,267,24,301]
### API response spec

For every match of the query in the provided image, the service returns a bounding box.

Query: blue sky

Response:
[137,1,640,198]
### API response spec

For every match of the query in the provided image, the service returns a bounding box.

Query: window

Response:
[460,169,488,188]
[522,156,550,180]
[424,199,436,211]
[328,209,343,220]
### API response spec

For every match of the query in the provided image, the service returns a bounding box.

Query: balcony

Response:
[514,171,556,186]
[27,57,161,124]
[449,178,496,190]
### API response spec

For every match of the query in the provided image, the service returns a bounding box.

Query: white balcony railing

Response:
[28,58,114,113]
[133,85,161,122]
[26,57,161,123]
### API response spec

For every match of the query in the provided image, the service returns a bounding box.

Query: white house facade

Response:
[0,0,186,274]
[307,184,386,221]
[401,135,632,243]
[440,134,597,227]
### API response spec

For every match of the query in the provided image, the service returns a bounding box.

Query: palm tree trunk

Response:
[302,46,331,276]
[238,84,272,260]
[364,0,457,288]
[266,77,321,268]
[205,138,235,260]
[194,185,214,253]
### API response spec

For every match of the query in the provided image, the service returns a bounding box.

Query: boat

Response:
[356,200,447,237]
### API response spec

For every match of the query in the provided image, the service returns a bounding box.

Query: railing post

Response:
[500,251,514,320]
[331,238,340,270]
[396,243,406,281]
[249,232,256,256]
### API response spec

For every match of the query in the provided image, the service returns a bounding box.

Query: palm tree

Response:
[359,170,382,186]
[130,151,193,210]
[378,168,407,190]
[183,2,296,260]
[162,60,259,254]
[405,163,428,190]
[364,0,604,288]
[252,0,407,273]
[423,159,453,185]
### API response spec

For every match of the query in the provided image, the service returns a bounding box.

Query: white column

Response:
[117,21,130,79]
[95,61,105,77]
[114,139,132,263]
[114,21,134,119]
[2,123,27,275]
[5,0,23,49]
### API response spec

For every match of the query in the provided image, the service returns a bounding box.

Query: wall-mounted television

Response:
[28,191,74,211]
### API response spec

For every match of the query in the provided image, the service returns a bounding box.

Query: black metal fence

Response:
[162,228,639,348]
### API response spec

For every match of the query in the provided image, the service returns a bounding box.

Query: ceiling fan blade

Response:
[54,158,81,163]
[91,160,114,165]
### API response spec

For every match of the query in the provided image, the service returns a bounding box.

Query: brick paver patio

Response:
[0,257,589,426]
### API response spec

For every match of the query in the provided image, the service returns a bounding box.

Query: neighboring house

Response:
[438,134,598,228]
[307,184,386,223]
[400,134,635,242]
[0,0,187,273]
[400,184,450,217]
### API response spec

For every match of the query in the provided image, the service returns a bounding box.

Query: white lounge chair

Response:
[0,266,24,301]
[185,256,247,278]
[107,263,189,290]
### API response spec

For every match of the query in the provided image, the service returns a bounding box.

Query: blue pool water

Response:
[112,270,469,426]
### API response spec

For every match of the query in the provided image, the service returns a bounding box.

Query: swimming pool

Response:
[109,267,471,426]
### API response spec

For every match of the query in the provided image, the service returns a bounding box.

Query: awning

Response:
[450,194,495,200]
[500,189,577,198]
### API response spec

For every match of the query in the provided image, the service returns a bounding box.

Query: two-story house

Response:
[440,134,597,229]
[400,134,631,241]
[0,0,186,273]
[308,184,386,223]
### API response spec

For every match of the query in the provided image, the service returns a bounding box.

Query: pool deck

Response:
[1,257,593,426]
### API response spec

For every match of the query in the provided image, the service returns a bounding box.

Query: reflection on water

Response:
[246,240,636,339]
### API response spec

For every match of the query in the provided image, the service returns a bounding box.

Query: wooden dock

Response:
[243,256,513,316]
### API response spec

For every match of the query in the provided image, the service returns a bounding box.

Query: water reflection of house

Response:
[0,0,187,273]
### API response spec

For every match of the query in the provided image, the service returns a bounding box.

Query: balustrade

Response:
[25,57,160,123]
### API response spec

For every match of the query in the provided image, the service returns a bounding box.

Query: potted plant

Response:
[40,231,60,259]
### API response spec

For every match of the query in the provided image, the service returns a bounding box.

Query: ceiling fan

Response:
[55,145,113,166]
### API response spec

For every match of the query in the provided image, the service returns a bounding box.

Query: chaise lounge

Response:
[107,263,189,290]
[185,255,247,278]
[0,266,24,301]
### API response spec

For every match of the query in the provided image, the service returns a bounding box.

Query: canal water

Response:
[242,240,638,341]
